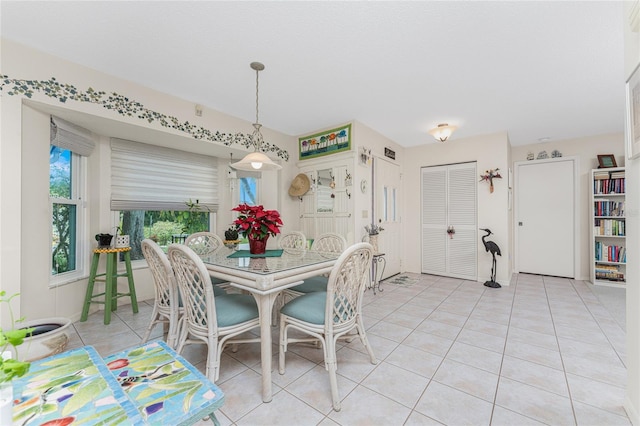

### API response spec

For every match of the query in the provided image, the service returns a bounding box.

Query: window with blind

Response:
[50,116,94,284]
[110,139,220,260]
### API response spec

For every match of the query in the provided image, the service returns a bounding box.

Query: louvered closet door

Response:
[421,162,477,280]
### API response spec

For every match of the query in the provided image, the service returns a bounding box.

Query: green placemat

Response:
[227,249,284,258]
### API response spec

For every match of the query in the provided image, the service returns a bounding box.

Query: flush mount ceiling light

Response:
[231,62,282,171]
[429,123,457,142]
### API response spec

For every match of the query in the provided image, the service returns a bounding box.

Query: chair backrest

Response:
[167,244,218,332]
[312,233,347,254]
[325,242,373,334]
[278,231,307,252]
[185,232,224,256]
[141,239,177,312]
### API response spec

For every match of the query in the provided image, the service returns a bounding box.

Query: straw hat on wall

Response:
[288,173,311,197]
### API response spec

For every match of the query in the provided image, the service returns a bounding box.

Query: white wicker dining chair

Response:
[278,230,307,253]
[168,243,261,382]
[184,232,224,256]
[283,233,347,301]
[185,231,229,294]
[140,239,182,349]
[278,242,377,411]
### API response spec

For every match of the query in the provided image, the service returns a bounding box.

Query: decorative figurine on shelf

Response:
[537,150,549,159]
[551,150,562,158]
[480,228,501,288]
[479,168,502,193]
[527,152,535,161]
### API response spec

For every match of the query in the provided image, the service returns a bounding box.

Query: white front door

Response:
[374,157,401,278]
[516,157,576,278]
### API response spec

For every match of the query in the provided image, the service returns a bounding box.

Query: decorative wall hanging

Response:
[359,146,372,166]
[0,75,289,161]
[298,123,351,160]
[479,168,502,193]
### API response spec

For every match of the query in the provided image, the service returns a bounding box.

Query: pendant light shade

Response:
[231,62,282,171]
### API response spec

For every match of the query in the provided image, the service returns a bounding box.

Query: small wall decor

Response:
[551,150,562,158]
[298,124,351,160]
[479,168,502,193]
[526,152,534,160]
[537,150,548,159]
[597,154,617,168]
[359,146,372,166]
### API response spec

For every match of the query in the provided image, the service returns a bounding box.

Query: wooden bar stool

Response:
[81,246,138,325]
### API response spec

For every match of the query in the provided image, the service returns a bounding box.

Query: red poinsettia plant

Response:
[232,204,283,240]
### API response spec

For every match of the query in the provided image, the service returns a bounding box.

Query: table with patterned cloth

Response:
[12,341,224,425]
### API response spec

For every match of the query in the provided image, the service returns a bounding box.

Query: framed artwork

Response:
[597,154,617,168]
[626,62,640,159]
[299,124,351,160]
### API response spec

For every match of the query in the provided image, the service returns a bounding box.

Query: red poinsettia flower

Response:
[232,204,283,239]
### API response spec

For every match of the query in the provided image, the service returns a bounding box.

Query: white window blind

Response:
[110,138,219,211]
[50,116,96,156]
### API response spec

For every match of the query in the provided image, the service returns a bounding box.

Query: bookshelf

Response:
[591,167,626,287]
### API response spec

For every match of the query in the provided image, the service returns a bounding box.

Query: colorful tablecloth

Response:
[13,346,143,425]
[13,341,224,426]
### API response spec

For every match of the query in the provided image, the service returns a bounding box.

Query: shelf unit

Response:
[590,167,626,287]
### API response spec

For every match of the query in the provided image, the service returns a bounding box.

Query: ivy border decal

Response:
[1,75,289,161]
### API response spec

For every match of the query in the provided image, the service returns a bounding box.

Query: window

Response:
[49,116,94,284]
[50,146,84,278]
[111,139,219,260]
[118,208,212,261]
[239,176,258,205]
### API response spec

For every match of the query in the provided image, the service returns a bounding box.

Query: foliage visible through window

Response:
[119,209,210,260]
[50,146,78,275]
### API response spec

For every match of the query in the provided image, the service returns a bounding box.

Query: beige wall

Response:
[1,39,298,322]
[402,132,512,285]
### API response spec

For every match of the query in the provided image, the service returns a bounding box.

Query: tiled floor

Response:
[70,273,630,425]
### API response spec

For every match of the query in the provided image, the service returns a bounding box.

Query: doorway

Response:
[515,157,578,278]
[374,156,401,278]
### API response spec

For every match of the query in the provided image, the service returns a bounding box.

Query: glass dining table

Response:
[201,247,339,402]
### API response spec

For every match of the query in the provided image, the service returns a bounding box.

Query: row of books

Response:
[594,170,625,179]
[593,200,624,217]
[594,218,625,236]
[593,178,625,194]
[595,241,626,263]
[594,264,625,282]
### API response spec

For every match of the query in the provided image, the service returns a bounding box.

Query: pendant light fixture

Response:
[231,62,282,171]
[429,123,457,142]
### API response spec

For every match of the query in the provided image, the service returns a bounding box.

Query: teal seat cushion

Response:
[280,291,326,325]
[213,284,227,297]
[290,276,328,293]
[215,294,259,327]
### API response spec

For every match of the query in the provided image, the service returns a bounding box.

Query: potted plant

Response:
[0,292,33,424]
[364,224,385,254]
[223,226,241,250]
[232,204,283,254]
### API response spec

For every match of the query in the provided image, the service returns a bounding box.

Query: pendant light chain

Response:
[255,67,260,125]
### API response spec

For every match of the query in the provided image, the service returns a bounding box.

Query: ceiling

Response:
[1,1,625,148]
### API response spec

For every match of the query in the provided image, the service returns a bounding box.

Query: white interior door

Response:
[516,158,576,278]
[374,157,401,278]
[421,162,477,280]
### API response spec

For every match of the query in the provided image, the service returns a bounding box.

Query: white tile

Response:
[496,377,575,425]
[237,390,325,425]
[415,381,494,426]
[433,359,499,402]
[328,385,412,425]
[361,361,430,407]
